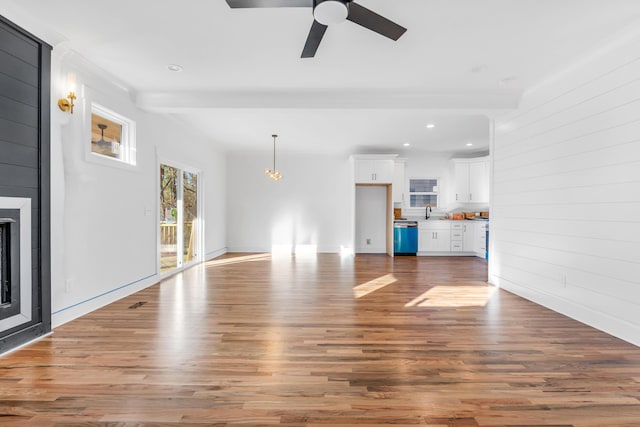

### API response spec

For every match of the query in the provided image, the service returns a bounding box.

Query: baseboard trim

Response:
[51,273,159,328]
[0,332,53,358]
[205,247,227,261]
[490,274,640,348]
[52,247,230,329]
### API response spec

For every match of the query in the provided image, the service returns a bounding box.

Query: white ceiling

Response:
[4,0,640,154]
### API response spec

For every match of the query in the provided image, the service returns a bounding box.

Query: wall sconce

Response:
[58,91,77,114]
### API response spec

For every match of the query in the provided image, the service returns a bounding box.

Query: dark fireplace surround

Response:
[0,14,51,353]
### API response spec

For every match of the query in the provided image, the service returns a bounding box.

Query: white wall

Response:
[226,152,352,253]
[355,186,387,253]
[49,50,227,327]
[491,29,640,346]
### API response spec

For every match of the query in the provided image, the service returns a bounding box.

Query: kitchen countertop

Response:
[396,217,489,223]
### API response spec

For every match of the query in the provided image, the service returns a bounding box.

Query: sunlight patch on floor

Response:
[405,285,496,308]
[206,253,271,266]
[353,274,397,298]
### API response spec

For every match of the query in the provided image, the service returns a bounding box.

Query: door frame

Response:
[156,157,204,276]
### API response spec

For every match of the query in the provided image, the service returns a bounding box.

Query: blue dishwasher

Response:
[393,221,418,255]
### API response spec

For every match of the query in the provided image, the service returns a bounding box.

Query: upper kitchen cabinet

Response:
[353,155,396,184]
[451,156,489,203]
[392,159,406,204]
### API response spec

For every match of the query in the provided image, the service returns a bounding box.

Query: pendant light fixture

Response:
[265,134,283,181]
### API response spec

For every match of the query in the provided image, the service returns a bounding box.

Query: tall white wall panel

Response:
[491,32,640,346]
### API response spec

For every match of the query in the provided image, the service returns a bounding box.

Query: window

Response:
[89,103,136,166]
[409,178,438,208]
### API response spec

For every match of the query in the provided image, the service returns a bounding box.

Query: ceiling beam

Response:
[136,90,521,113]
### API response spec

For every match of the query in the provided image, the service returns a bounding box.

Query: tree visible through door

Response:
[160,164,199,273]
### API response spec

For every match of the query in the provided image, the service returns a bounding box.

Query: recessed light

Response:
[426,123,435,129]
[403,142,410,147]
[167,64,183,72]
[466,143,473,147]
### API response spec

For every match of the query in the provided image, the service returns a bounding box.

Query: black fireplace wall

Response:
[0,15,51,353]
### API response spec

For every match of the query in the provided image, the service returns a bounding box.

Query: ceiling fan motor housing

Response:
[313,0,349,25]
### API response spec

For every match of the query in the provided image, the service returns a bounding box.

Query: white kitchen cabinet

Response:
[418,221,451,253]
[355,159,394,184]
[451,222,475,252]
[473,221,488,258]
[452,157,489,203]
[462,222,475,252]
[450,222,464,252]
[392,160,405,204]
[468,160,489,203]
[453,161,470,202]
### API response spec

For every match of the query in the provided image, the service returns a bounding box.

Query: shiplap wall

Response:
[491,31,640,346]
[0,17,51,351]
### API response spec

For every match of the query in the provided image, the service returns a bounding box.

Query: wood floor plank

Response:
[1,254,640,426]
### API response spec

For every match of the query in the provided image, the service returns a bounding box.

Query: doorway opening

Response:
[159,164,201,273]
[355,184,393,256]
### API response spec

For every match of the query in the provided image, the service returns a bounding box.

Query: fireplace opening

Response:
[0,211,19,320]
[1,220,12,306]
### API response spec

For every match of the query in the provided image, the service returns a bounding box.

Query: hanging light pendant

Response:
[265,134,283,181]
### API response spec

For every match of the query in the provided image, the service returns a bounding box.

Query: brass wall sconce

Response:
[58,91,77,114]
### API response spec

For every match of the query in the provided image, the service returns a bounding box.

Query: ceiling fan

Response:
[225,0,407,58]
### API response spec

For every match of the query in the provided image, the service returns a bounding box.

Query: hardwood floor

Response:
[2,254,640,426]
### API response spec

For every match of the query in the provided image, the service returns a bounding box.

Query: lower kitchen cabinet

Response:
[474,221,488,257]
[451,222,477,252]
[418,221,451,253]
[417,220,488,257]
[450,222,464,252]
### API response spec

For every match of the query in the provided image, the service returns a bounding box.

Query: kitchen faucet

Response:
[425,205,432,219]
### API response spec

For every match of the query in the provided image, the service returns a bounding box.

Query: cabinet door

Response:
[419,222,451,252]
[433,230,451,251]
[453,161,469,202]
[474,223,487,256]
[419,227,450,252]
[355,160,393,183]
[463,222,475,252]
[418,228,432,252]
[392,162,405,204]
[372,160,393,183]
[355,161,375,183]
[469,160,489,203]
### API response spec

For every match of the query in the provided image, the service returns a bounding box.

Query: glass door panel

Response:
[182,171,198,264]
[160,164,179,273]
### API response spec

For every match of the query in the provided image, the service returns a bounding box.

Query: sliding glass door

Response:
[160,164,200,273]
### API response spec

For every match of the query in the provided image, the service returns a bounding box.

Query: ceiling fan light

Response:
[313,0,348,25]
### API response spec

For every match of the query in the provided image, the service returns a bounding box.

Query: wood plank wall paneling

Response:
[492,34,640,345]
[0,15,51,352]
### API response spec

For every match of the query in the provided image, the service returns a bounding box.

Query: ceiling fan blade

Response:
[346,2,407,41]
[225,0,312,7]
[301,20,328,58]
